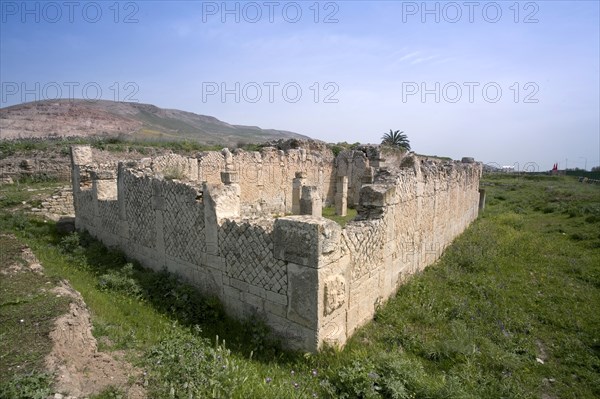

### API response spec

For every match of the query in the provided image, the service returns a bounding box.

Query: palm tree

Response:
[381,129,411,151]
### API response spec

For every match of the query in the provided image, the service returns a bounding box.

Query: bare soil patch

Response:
[1,234,146,398]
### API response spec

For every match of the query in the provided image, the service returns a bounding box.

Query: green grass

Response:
[0,179,60,209]
[322,206,358,227]
[0,136,231,160]
[1,174,598,398]
[0,233,70,398]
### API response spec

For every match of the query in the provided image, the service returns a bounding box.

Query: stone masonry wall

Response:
[36,186,74,217]
[70,144,482,351]
[199,147,336,216]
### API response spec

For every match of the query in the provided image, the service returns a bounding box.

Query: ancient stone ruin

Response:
[69,141,482,351]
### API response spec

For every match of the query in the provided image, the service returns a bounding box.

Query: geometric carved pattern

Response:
[98,200,120,235]
[76,190,95,227]
[343,220,386,281]
[152,154,195,180]
[163,180,205,263]
[123,171,156,248]
[219,220,287,294]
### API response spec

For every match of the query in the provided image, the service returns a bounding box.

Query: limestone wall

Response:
[70,144,482,351]
[198,147,336,216]
[33,186,74,218]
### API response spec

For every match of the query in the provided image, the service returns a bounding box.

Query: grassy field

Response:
[0,174,598,398]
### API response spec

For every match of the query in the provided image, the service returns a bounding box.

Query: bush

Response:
[98,263,143,298]
[89,386,125,399]
[58,232,82,254]
[323,359,381,399]
[162,166,186,180]
[145,326,240,398]
[242,314,281,355]
[0,372,54,399]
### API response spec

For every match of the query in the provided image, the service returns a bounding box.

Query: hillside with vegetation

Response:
[0,100,310,146]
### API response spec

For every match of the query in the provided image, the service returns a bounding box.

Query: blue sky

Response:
[1,1,599,170]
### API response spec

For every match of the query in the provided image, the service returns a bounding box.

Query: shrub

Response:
[162,166,186,180]
[98,263,143,298]
[0,372,54,399]
[322,359,381,399]
[58,232,82,253]
[89,386,125,399]
[242,314,281,355]
[145,326,240,398]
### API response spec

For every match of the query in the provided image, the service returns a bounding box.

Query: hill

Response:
[0,99,310,146]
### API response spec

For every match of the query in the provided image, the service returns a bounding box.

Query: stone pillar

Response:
[203,183,219,256]
[204,177,241,255]
[300,186,322,217]
[90,169,118,236]
[273,215,344,352]
[292,171,306,214]
[116,163,130,240]
[221,171,239,185]
[152,179,166,269]
[361,166,375,185]
[370,157,385,169]
[69,145,93,193]
[356,184,396,220]
[222,148,234,171]
[92,170,117,200]
[478,189,486,214]
[335,176,348,216]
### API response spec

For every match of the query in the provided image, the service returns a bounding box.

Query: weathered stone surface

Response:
[300,186,322,217]
[152,153,198,181]
[273,216,341,267]
[287,263,318,328]
[479,189,486,213]
[0,176,14,185]
[70,146,92,166]
[291,173,306,214]
[220,171,239,185]
[204,183,240,222]
[69,142,482,352]
[356,184,396,219]
[324,275,346,316]
[95,179,117,200]
[335,176,348,216]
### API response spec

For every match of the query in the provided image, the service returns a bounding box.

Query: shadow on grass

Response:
[0,210,302,365]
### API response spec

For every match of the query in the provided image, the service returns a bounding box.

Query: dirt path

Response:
[45,281,146,399]
[5,237,146,398]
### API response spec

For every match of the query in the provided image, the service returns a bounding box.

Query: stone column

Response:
[116,163,130,240]
[204,173,241,255]
[273,215,344,352]
[478,189,486,214]
[69,145,93,230]
[91,170,118,234]
[292,171,306,214]
[92,170,117,200]
[356,184,396,220]
[69,145,93,193]
[300,186,322,217]
[335,176,348,216]
[221,170,239,185]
